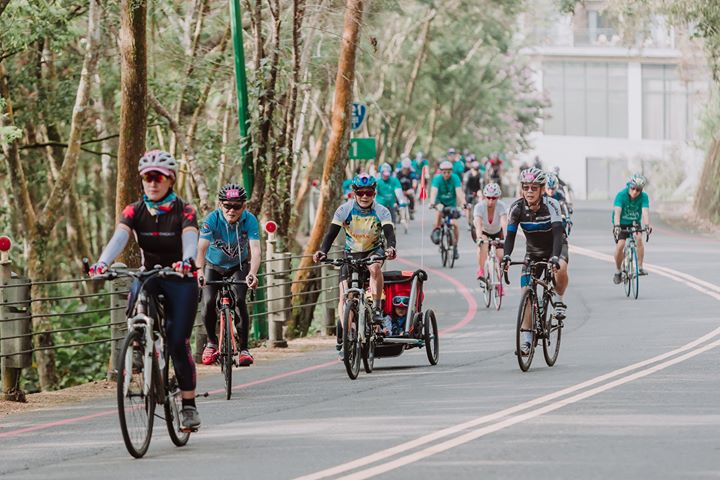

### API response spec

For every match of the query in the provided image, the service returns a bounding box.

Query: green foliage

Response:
[0,98,21,147]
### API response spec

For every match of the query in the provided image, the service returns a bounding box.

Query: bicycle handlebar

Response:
[321,254,387,268]
[502,260,553,285]
[613,225,651,243]
[203,279,247,286]
[82,257,187,281]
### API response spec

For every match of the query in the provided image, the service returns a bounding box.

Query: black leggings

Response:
[200,264,250,350]
[128,277,198,392]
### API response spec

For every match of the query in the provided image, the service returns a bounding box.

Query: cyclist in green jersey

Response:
[412,151,430,179]
[376,163,407,224]
[612,173,652,283]
[430,161,466,259]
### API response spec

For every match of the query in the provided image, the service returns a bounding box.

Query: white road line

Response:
[293,246,720,480]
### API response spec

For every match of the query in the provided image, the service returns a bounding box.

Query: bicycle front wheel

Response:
[164,357,190,446]
[221,308,234,400]
[440,229,449,267]
[342,300,361,379]
[117,329,155,458]
[492,259,503,311]
[630,246,639,299]
[542,294,561,367]
[482,260,492,309]
[448,229,456,269]
[516,289,536,372]
[623,249,632,297]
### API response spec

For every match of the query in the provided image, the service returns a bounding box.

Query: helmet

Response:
[439,161,453,170]
[627,173,647,190]
[519,167,547,185]
[448,147,456,154]
[546,173,558,190]
[138,150,178,178]
[401,158,412,169]
[351,173,377,190]
[415,151,423,158]
[380,163,392,176]
[483,182,502,198]
[392,296,410,307]
[218,183,247,202]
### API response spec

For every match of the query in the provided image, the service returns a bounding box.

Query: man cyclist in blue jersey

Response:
[429,161,466,260]
[197,183,261,367]
[612,173,652,284]
[90,150,202,430]
[312,173,397,355]
[503,167,569,356]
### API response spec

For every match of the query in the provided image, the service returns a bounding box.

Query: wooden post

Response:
[1,255,32,401]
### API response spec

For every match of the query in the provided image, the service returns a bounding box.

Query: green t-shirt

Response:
[376,176,402,209]
[452,159,465,177]
[411,158,429,173]
[431,173,462,207]
[613,187,649,224]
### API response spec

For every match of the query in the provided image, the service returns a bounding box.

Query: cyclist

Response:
[463,160,484,206]
[474,182,507,285]
[376,163,407,225]
[89,150,202,430]
[312,173,397,355]
[429,161,466,260]
[197,183,260,367]
[546,173,572,233]
[503,167,569,356]
[412,151,430,180]
[396,158,418,218]
[553,166,574,209]
[612,173,652,283]
[448,148,465,178]
[485,152,503,191]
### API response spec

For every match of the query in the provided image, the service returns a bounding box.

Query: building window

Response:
[642,64,705,141]
[543,61,628,138]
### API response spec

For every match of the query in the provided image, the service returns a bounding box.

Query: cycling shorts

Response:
[615,224,640,243]
[519,244,569,288]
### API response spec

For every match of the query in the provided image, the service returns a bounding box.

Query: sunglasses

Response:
[141,172,168,183]
[222,203,245,211]
[522,184,541,192]
[629,187,642,192]
[355,189,375,198]
[392,297,410,307]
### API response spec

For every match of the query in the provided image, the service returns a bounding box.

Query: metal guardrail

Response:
[0,240,343,397]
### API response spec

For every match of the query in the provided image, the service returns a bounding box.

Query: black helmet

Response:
[218,183,247,202]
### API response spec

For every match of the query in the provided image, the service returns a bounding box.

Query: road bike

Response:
[85,262,192,458]
[504,259,563,372]
[202,276,248,400]
[437,206,460,268]
[614,224,651,300]
[322,254,386,379]
[479,239,504,310]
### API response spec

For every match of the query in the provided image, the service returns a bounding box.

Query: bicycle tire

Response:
[623,246,632,297]
[630,247,639,299]
[482,259,492,308]
[117,329,155,458]
[493,259,503,311]
[542,293,561,366]
[440,229,449,267]
[342,300,361,379]
[221,308,234,400]
[424,309,439,365]
[164,357,190,446]
[449,229,456,269]
[516,289,536,372]
[362,308,375,373]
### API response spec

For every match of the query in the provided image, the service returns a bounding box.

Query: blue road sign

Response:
[351,103,367,131]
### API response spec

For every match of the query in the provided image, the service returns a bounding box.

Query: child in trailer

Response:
[382,296,410,336]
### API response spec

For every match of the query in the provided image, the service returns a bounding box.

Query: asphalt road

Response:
[1,201,719,479]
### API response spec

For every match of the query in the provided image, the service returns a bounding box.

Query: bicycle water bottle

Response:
[155,337,165,370]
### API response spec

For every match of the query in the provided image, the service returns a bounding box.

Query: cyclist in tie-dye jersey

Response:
[313,173,397,353]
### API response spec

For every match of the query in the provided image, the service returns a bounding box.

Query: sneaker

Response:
[382,317,392,336]
[639,268,648,276]
[453,247,459,260]
[476,268,485,280]
[180,406,201,431]
[554,302,567,321]
[335,342,342,352]
[238,350,254,367]
[613,272,622,284]
[520,342,531,356]
[201,345,219,365]
[430,228,441,245]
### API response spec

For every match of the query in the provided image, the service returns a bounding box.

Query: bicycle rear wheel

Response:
[164,357,190,446]
[630,247,639,299]
[221,308,234,400]
[424,309,439,365]
[342,300,361,379]
[492,259,503,311]
[362,312,375,373]
[117,329,155,458]
[542,294,561,367]
[516,289,536,372]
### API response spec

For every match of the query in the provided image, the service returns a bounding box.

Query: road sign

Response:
[349,138,376,160]
[351,103,367,131]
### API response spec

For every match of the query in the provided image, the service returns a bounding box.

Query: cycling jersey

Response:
[549,190,566,204]
[199,208,260,270]
[431,173,462,207]
[411,158,429,173]
[376,176,403,209]
[613,187,649,225]
[452,160,465,177]
[464,171,482,196]
[396,170,417,191]
[120,197,198,269]
[473,200,507,236]
[505,196,565,259]
[330,200,393,253]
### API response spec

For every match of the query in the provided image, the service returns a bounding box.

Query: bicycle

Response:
[202,277,248,400]
[504,259,563,372]
[437,206,459,268]
[322,253,386,380]
[396,203,410,234]
[479,239,504,310]
[614,224,651,300]
[84,262,193,458]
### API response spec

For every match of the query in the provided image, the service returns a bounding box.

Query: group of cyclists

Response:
[87,145,653,435]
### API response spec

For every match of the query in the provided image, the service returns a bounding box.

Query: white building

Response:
[521,1,710,200]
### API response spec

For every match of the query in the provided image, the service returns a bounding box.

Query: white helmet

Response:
[483,182,502,198]
[138,150,178,178]
[627,173,647,190]
[439,161,453,170]
[401,158,412,169]
[519,167,547,185]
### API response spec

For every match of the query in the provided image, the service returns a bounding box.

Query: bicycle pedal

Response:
[180,426,199,433]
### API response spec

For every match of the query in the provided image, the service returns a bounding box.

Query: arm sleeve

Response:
[551,223,564,258]
[504,202,520,256]
[98,228,130,266]
[182,230,199,261]
[504,229,517,257]
[383,224,396,249]
[319,223,342,254]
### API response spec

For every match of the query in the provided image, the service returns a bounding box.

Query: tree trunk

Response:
[116,0,146,266]
[694,138,720,223]
[287,0,365,338]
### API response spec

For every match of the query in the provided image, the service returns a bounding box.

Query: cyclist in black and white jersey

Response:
[503,168,569,355]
